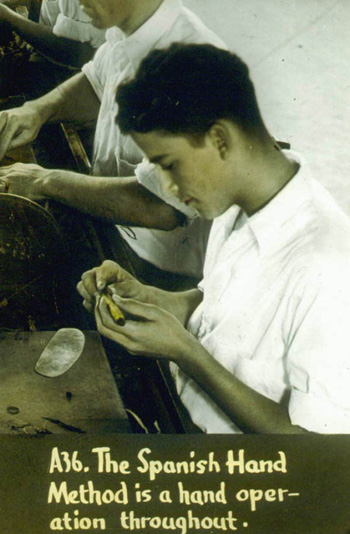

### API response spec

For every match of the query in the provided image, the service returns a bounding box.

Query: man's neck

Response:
[123,0,163,35]
[237,139,299,216]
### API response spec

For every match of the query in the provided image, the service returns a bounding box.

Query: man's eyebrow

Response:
[149,154,169,164]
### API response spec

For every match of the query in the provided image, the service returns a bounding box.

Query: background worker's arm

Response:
[0,73,100,159]
[0,70,183,229]
[0,164,184,229]
[0,3,95,67]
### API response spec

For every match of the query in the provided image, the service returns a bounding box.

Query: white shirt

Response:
[40,0,106,49]
[82,0,225,277]
[171,153,350,433]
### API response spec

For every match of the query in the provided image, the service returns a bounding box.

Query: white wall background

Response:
[184,0,350,215]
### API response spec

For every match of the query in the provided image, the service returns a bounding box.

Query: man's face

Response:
[79,0,133,30]
[132,130,235,220]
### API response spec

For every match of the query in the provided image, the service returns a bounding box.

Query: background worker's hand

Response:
[0,104,45,161]
[0,162,49,199]
[77,260,152,315]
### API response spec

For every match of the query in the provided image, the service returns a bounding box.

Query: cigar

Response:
[102,293,126,326]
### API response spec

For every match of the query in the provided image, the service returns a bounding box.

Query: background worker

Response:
[77,43,350,434]
[0,0,106,100]
[0,0,225,286]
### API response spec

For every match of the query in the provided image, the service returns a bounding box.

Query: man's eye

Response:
[163,163,175,171]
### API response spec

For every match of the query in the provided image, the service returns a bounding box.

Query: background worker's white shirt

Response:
[40,0,106,49]
[171,153,350,433]
[82,0,225,277]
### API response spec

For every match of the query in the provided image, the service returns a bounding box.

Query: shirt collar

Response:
[247,151,313,253]
[106,0,182,66]
[215,152,313,254]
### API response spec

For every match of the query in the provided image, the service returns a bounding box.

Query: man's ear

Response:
[208,121,231,159]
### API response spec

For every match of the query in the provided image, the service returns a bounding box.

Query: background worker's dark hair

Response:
[116,43,265,137]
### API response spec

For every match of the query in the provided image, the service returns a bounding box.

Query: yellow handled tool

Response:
[102,293,126,326]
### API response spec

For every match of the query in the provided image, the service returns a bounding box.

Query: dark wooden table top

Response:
[0,330,130,434]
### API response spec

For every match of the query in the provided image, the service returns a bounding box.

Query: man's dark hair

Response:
[116,43,265,137]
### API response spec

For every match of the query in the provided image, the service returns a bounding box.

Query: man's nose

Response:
[161,173,179,197]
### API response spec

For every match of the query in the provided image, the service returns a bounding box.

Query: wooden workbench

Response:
[0,330,130,434]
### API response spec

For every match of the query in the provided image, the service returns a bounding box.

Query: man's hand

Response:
[78,260,203,325]
[0,104,45,160]
[0,162,49,200]
[77,260,203,360]
[78,260,192,358]
[95,293,195,360]
[77,260,151,315]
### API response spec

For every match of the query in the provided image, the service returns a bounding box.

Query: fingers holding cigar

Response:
[101,293,126,326]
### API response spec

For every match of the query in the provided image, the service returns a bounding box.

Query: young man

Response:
[77,43,350,434]
[0,0,225,281]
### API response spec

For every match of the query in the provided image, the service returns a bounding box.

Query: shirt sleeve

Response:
[53,15,106,48]
[40,0,106,48]
[286,262,350,433]
[134,158,198,218]
[82,42,109,100]
[39,0,60,27]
